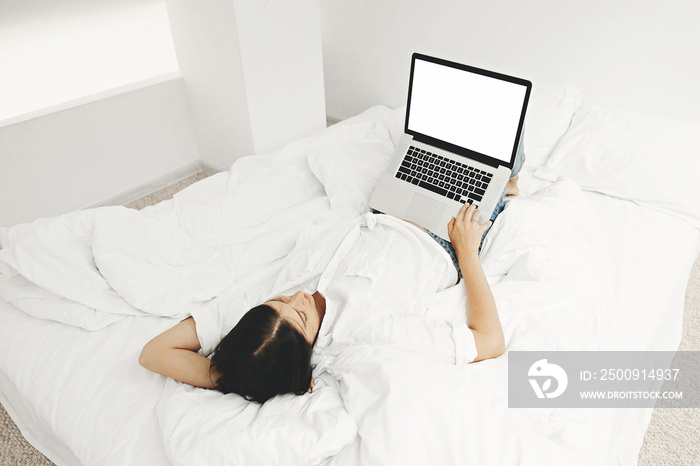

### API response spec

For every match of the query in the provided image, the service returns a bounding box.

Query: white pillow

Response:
[522,85,582,169]
[306,91,581,210]
[307,137,395,214]
[546,106,700,229]
[157,374,357,466]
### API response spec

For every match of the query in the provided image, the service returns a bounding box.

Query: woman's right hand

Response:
[447,203,492,260]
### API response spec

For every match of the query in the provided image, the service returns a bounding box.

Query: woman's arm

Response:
[139,317,220,389]
[448,203,506,362]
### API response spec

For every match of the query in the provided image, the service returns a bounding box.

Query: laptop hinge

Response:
[412,133,511,171]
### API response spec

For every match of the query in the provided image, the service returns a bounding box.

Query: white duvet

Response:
[0,105,698,465]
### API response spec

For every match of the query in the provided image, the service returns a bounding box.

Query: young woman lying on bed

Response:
[140,203,506,403]
[140,141,525,403]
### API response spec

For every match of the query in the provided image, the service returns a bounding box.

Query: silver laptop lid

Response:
[405,53,531,170]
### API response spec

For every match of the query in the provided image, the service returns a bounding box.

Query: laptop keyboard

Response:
[395,146,493,204]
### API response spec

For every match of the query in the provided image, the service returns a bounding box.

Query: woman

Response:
[140,140,524,404]
[140,202,507,402]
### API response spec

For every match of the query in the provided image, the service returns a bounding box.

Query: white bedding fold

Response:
[0,208,147,324]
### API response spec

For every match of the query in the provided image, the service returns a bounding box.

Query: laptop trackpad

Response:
[405,194,445,229]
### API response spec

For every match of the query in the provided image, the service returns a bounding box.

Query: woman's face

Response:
[265,291,322,345]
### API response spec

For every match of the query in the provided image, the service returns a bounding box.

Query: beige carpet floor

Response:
[1,171,698,465]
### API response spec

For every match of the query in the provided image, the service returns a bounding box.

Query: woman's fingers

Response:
[455,203,467,223]
[480,220,493,234]
[456,202,476,223]
[448,203,493,257]
[454,203,486,227]
[472,208,481,223]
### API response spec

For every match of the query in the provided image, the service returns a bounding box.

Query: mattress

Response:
[0,102,698,465]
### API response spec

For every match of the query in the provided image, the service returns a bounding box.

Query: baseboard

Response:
[326,115,343,127]
[198,161,222,176]
[91,160,222,208]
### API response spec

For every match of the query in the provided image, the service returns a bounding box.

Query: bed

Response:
[1,86,699,465]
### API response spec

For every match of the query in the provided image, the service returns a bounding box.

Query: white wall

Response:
[165,0,327,171]
[0,78,200,227]
[0,0,328,227]
[321,0,700,123]
[0,0,178,124]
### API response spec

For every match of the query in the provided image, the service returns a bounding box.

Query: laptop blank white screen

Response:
[407,58,527,164]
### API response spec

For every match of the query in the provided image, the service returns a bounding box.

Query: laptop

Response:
[369,53,531,240]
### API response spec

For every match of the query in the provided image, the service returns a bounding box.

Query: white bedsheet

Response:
[0,106,698,465]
